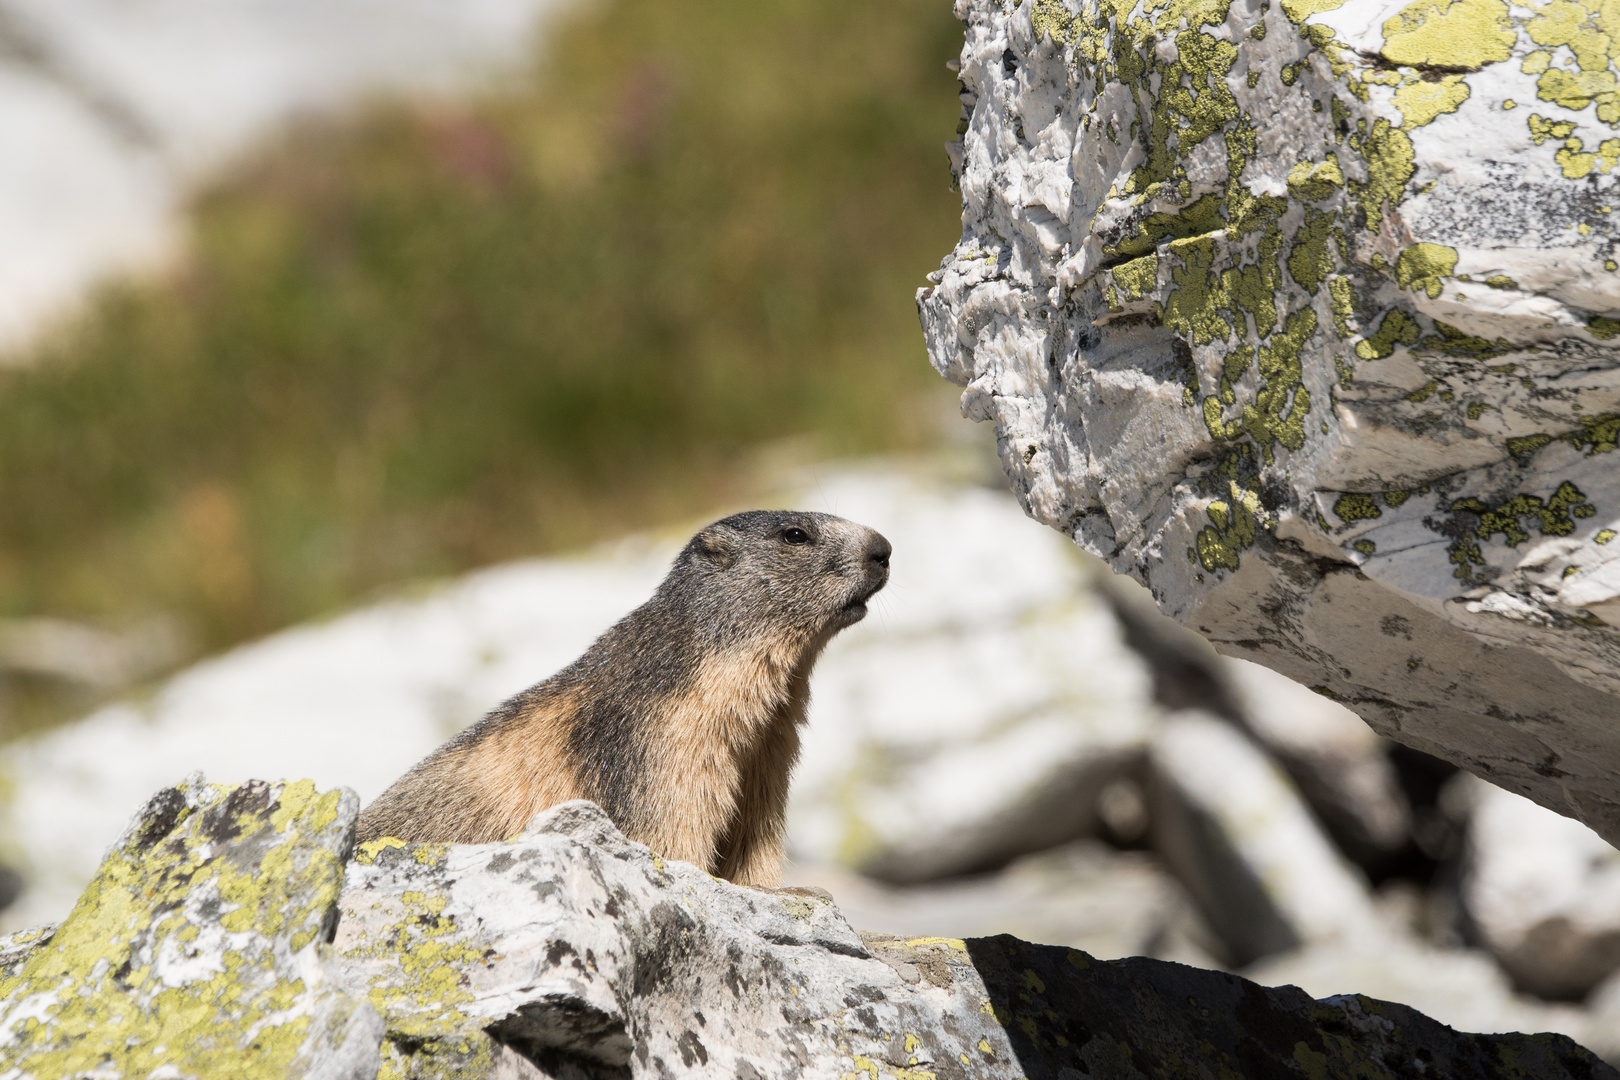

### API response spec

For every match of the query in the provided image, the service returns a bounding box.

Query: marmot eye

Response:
[781,527,811,545]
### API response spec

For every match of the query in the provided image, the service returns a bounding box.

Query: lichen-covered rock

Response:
[919,0,1620,843]
[333,800,1012,1078]
[337,798,1614,1079]
[1464,780,1620,999]
[0,774,378,1080]
[5,786,1616,1078]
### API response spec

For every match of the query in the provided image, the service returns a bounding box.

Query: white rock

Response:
[333,799,1614,1078]
[1149,711,1379,965]
[785,839,1198,962]
[1464,780,1620,1000]
[920,0,1620,847]
[1223,657,1410,862]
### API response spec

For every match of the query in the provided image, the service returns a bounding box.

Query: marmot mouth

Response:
[834,596,870,627]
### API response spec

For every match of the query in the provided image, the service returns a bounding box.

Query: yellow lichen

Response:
[1286,156,1345,201]
[1282,0,1349,19]
[1395,243,1459,298]
[1352,120,1415,229]
[1355,308,1422,359]
[1380,0,1516,68]
[0,779,349,1079]
[1111,254,1160,299]
[1195,481,1262,571]
[1393,76,1471,128]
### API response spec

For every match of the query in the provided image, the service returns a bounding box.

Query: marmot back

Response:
[356,510,890,887]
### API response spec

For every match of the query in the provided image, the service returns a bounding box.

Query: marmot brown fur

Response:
[356,510,890,887]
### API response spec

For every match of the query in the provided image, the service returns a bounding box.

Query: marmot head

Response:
[672,510,891,646]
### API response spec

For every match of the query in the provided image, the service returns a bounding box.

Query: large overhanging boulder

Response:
[919,0,1620,842]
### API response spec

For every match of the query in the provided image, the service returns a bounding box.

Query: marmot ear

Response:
[694,528,737,569]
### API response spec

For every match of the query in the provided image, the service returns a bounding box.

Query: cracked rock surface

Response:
[3,778,1616,1078]
[919,0,1620,843]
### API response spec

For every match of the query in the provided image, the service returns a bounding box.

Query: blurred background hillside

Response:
[0,0,965,739]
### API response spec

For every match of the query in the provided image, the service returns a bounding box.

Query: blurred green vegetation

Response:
[0,0,965,733]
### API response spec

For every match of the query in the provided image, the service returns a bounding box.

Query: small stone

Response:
[1464,781,1620,1000]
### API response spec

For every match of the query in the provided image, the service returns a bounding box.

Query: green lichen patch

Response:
[1032,0,1076,44]
[1121,29,1241,199]
[1507,432,1556,459]
[1587,315,1620,339]
[1395,243,1459,299]
[1528,114,1578,145]
[1393,75,1471,128]
[1417,322,1512,357]
[1448,481,1598,579]
[1333,492,1383,522]
[1286,157,1346,202]
[1195,480,1264,572]
[1163,237,1233,345]
[1329,277,1357,338]
[1288,211,1338,294]
[1567,412,1620,453]
[1553,135,1620,178]
[1103,197,1227,261]
[1196,309,1316,459]
[378,1031,496,1080]
[1111,254,1161,299]
[0,778,354,1079]
[334,849,492,1049]
[1521,0,1620,130]
[1348,120,1415,230]
[1354,308,1422,359]
[1283,0,1350,21]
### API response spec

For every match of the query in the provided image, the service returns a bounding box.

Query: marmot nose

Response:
[865,532,892,570]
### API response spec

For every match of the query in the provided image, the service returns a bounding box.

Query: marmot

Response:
[356,510,890,887]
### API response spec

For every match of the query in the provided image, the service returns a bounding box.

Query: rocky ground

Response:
[1,459,1618,1064]
[1,781,1612,1078]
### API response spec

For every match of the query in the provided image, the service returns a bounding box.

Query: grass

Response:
[0,0,966,736]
